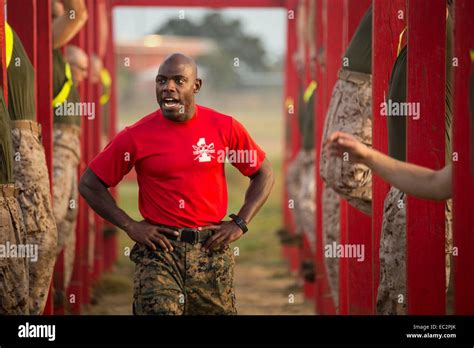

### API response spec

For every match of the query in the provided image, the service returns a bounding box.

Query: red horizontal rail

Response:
[111,0,286,8]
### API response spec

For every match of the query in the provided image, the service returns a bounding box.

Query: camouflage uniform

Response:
[7,24,57,315]
[320,69,372,215]
[376,188,453,315]
[11,121,58,315]
[0,184,29,314]
[319,6,373,216]
[322,185,341,309]
[131,237,237,315]
[52,124,81,291]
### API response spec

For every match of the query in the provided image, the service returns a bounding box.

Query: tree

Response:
[155,12,269,89]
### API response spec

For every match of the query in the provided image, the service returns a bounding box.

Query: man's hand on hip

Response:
[201,221,244,252]
[126,221,179,252]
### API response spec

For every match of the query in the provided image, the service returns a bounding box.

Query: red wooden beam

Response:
[106,0,119,267]
[343,0,373,315]
[111,0,286,7]
[453,0,474,314]
[68,29,86,314]
[314,0,344,315]
[406,0,446,314]
[0,0,6,102]
[371,0,405,313]
[92,0,105,283]
[309,0,324,313]
[36,0,55,315]
[314,0,328,314]
[7,0,37,68]
[338,199,348,314]
[282,0,300,274]
[81,0,95,304]
[300,0,315,302]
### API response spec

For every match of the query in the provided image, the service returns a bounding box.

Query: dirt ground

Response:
[84,259,314,315]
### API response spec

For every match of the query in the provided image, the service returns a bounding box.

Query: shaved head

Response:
[159,53,198,78]
[155,52,202,122]
[65,45,89,85]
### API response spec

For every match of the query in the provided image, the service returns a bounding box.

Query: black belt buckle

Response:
[179,227,199,245]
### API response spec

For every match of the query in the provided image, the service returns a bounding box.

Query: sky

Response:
[113,7,287,63]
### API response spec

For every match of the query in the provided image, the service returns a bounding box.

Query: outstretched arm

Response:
[325,131,452,200]
[52,0,88,49]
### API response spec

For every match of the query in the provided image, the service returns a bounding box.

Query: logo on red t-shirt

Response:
[192,137,215,162]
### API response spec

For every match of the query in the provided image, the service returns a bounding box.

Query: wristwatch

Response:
[229,214,248,234]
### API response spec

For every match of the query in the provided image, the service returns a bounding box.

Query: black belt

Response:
[162,226,215,245]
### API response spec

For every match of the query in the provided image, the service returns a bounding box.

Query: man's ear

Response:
[194,78,202,93]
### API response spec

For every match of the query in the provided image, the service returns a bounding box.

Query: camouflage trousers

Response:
[0,183,29,314]
[286,149,316,251]
[131,238,237,315]
[320,70,372,215]
[53,125,80,291]
[322,185,341,310]
[11,121,58,315]
[376,186,453,315]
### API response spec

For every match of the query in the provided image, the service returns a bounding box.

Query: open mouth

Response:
[162,97,180,109]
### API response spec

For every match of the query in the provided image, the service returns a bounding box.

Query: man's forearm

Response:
[79,181,135,232]
[365,148,450,200]
[237,167,274,224]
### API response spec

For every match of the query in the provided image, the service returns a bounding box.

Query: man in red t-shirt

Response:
[79,53,274,315]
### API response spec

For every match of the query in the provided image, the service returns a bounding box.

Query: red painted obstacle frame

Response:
[0,0,472,315]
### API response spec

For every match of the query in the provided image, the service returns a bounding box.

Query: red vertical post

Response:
[283,0,300,274]
[338,200,348,314]
[8,1,37,69]
[106,0,119,267]
[0,0,6,103]
[68,29,87,314]
[314,0,325,313]
[453,0,474,314]
[314,0,331,314]
[371,0,406,312]
[300,0,315,301]
[314,0,342,315]
[92,0,104,283]
[406,0,446,314]
[81,0,95,304]
[36,0,55,315]
[343,0,373,315]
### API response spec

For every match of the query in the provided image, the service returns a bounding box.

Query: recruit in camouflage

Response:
[11,121,58,315]
[376,187,453,315]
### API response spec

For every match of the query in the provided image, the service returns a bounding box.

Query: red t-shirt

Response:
[88,105,266,228]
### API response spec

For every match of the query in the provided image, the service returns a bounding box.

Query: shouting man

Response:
[79,53,274,315]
